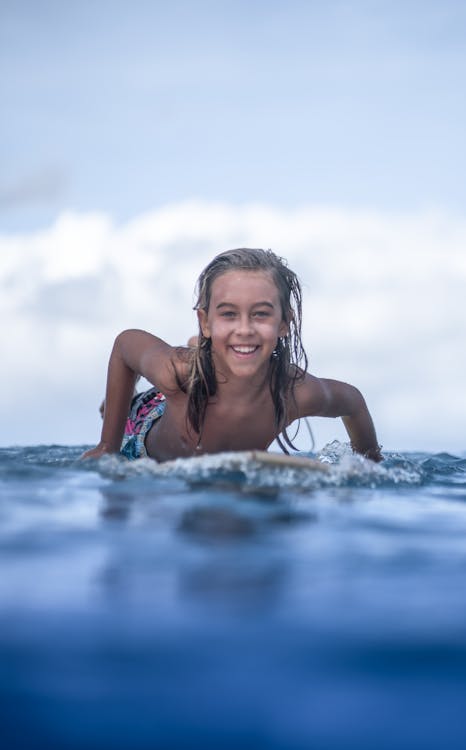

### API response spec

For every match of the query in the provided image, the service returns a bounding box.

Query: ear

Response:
[278,320,289,338]
[279,307,294,338]
[279,310,292,338]
[197,309,211,338]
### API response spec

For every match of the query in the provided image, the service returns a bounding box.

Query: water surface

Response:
[1,444,466,749]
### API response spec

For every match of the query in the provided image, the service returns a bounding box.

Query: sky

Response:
[1,0,465,452]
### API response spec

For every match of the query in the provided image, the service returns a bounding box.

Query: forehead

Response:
[209,269,280,305]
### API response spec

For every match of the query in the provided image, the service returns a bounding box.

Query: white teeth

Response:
[232,346,257,353]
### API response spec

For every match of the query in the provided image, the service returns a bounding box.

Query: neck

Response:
[213,367,271,401]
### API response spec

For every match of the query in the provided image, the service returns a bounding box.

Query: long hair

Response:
[185,248,308,452]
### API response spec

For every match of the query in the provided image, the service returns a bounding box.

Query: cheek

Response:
[206,317,228,338]
[259,320,285,342]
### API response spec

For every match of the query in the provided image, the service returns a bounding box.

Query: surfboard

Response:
[157,450,329,478]
[234,450,329,472]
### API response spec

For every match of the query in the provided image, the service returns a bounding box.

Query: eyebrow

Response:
[215,301,275,310]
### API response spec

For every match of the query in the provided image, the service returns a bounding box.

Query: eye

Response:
[220,310,236,318]
[253,310,270,318]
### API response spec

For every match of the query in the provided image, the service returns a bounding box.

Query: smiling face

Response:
[197,269,289,380]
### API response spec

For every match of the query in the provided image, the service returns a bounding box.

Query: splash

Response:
[94,441,427,490]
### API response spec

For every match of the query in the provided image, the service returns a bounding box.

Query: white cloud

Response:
[1,200,465,453]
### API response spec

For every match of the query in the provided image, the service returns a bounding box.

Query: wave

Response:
[90,441,465,491]
[2,442,464,492]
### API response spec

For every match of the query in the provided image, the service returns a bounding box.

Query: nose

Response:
[235,314,254,336]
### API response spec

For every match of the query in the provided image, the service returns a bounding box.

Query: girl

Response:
[82,248,382,462]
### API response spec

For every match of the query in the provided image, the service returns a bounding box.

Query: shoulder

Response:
[118,330,191,395]
[290,372,329,419]
[147,345,193,396]
[291,372,364,419]
[169,346,193,392]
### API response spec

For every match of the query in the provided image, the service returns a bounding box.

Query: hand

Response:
[360,445,384,463]
[80,442,112,461]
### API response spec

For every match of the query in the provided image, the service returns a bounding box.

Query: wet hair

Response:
[185,248,308,453]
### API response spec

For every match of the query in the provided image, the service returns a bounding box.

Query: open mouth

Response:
[230,345,259,355]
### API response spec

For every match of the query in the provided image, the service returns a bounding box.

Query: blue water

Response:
[1,443,466,750]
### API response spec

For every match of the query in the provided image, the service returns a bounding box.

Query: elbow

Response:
[319,380,365,419]
[113,329,130,353]
[114,329,137,346]
[347,385,367,418]
[113,329,142,359]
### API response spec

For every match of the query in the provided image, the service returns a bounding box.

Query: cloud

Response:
[0,166,68,209]
[1,200,465,452]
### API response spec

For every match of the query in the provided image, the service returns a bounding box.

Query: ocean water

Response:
[1,443,466,750]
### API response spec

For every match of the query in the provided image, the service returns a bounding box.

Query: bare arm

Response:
[81,329,177,459]
[295,374,382,462]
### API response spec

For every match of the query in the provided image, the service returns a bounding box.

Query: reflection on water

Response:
[1,445,466,749]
